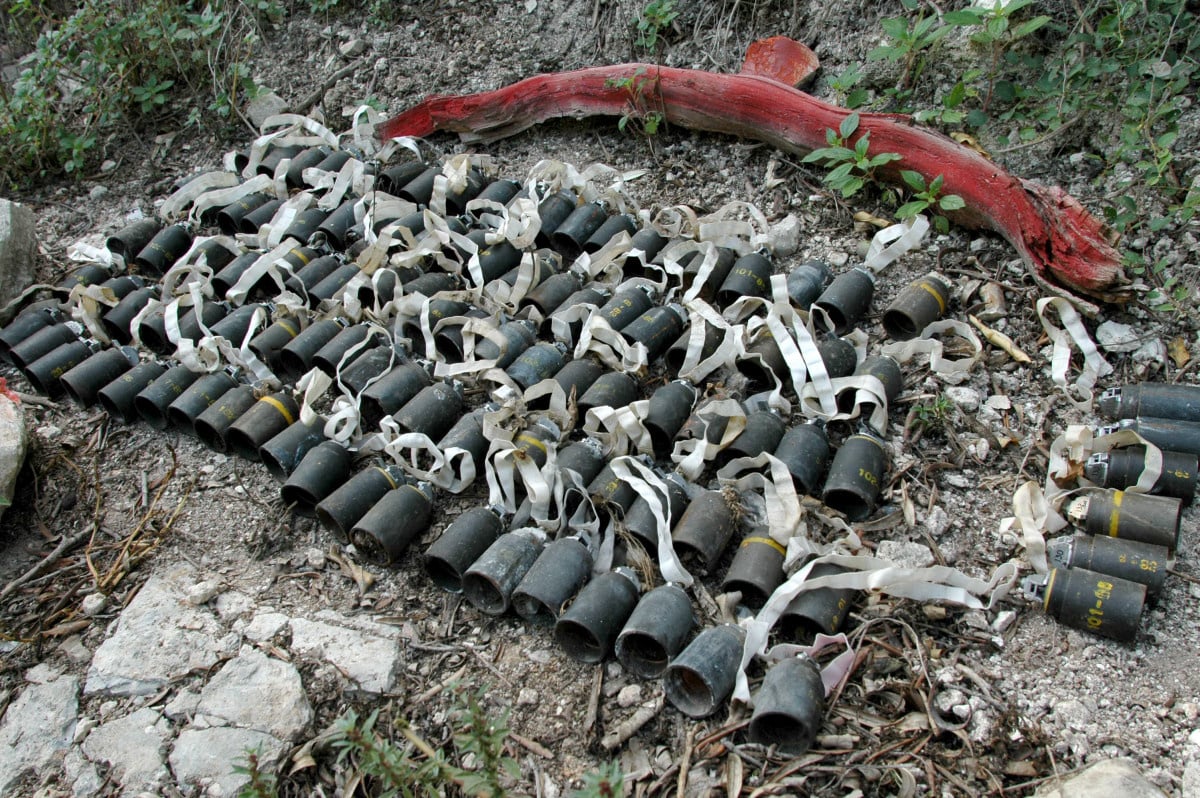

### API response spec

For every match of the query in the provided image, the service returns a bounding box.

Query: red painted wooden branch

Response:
[379,64,1130,305]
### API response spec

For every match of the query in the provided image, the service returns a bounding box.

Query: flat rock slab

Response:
[0,673,79,795]
[170,726,285,796]
[0,198,37,308]
[86,564,228,696]
[1035,757,1167,798]
[0,391,27,526]
[79,706,171,793]
[289,615,401,695]
[196,644,313,740]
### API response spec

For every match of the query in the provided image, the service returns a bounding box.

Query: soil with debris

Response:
[2,1,1200,796]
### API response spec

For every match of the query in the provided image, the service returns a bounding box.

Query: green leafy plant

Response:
[0,0,270,185]
[829,63,869,109]
[572,760,624,798]
[802,112,902,198]
[868,0,954,94]
[233,746,278,798]
[450,685,519,798]
[943,0,1052,113]
[896,170,965,233]
[606,67,666,138]
[635,0,678,56]
[912,394,955,433]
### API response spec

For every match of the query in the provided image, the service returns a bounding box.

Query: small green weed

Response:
[606,67,666,138]
[912,394,955,433]
[233,746,278,798]
[801,112,902,198]
[896,170,965,233]
[635,0,678,57]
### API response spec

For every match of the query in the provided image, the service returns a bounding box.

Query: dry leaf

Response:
[1169,336,1191,367]
[970,314,1032,363]
[951,131,991,159]
[853,210,891,228]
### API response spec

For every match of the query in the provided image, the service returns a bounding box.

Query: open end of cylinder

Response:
[23,367,57,396]
[812,304,849,335]
[278,350,310,381]
[722,578,771,608]
[225,429,263,462]
[748,711,816,753]
[462,574,510,615]
[645,425,675,461]
[740,360,777,393]
[616,632,671,679]
[512,593,557,626]
[194,419,231,453]
[553,618,606,663]
[664,666,717,718]
[166,406,199,435]
[134,397,171,430]
[280,484,320,516]
[97,392,133,424]
[550,232,584,262]
[351,528,393,566]
[260,448,291,481]
[139,327,170,354]
[314,506,353,545]
[424,556,465,593]
[882,310,920,340]
[822,488,873,522]
[59,376,91,408]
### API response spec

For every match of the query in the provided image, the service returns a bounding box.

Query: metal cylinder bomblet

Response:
[615,582,695,679]
[282,207,330,246]
[260,420,327,481]
[225,391,300,462]
[352,481,436,566]
[1023,567,1146,642]
[520,271,582,318]
[551,202,608,259]
[211,252,268,299]
[822,430,889,521]
[553,567,641,664]
[133,224,193,275]
[97,361,167,424]
[671,489,739,574]
[682,246,737,301]
[623,472,690,552]
[778,562,859,641]
[881,272,951,340]
[0,306,64,361]
[665,318,724,376]
[255,144,302,177]
[339,346,401,397]
[23,339,97,398]
[59,346,138,407]
[749,655,826,754]
[216,193,272,236]
[813,267,876,335]
[283,146,333,190]
[462,529,546,615]
[193,384,258,452]
[393,382,464,440]
[596,286,656,332]
[283,254,342,297]
[1096,418,1200,458]
[1084,447,1197,504]
[773,420,831,497]
[1046,534,1169,598]
[1098,382,1200,423]
[787,260,833,310]
[315,463,406,543]
[166,371,238,434]
[424,507,506,593]
[577,370,639,417]
[624,228,669,269]
[443,166,490,216]
[843,355,903,425]
[279,319,346,381]
[467,230,523,284]
[102,287,157,344]
[8,322,82,371]
[643,380,697,460]
[397,165,441,205]
[281,440,353,517]
[505,342,567,390]
[308,262,364,306]
[473,319,538,369]
[247,317,302,374]
[58,264,110,291]
[312,200,360,251]
[134,364,202,430]
[312,323,376,376]
[1065,489,1182,553]
[360,362,433,430]
[238,199,284,236]
[587,463,640,521]
[533,190,578,248]
[469,178,522,217]
[106,218,162,261]
[663,623,746,718]
[546,285,608,343]
[512,536,594,625]
[433,403,496,477]
[527,357,604,411]
[718,410,787,466]
[621,304,688,362]
[716,251,773,308]
[722,535,787,608]
[586,213,637,254]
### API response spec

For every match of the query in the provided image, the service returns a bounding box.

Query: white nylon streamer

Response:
[1036,297,1112,410]
[879,319,982,384]
[861,215,931,274]
[66,283,121,344]
[676,300,743,383]
[671,398,747,481]
[608,457,693,586]
[161,171,243,220]
[715,453,802,546]
[582,401,653,457]
[243,114,338,177]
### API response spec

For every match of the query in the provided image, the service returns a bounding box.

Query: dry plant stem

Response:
[0,528,94,602]
[379,64,1130,305]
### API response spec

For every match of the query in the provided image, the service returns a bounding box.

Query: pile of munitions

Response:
[0,131,1056,754]
[1021,382,1198,642]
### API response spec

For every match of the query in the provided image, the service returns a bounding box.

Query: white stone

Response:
[185,579,221,606]
[164,688,202,720]
[1133,338,1167,370]
[85,565,223,696]
[58,635,92,665]
[1095,321,1141,353]
[992,610,1017,634]
[1049,698,1092,731]
[1034,757,1167,797]
[876,540,933,570]
[617,684,643,708]
[0,199,38,308]
[289,616,401,695]
[80,707,170,792]
[80,592,108,616]
[243,611,290,642]
[924,505,950,537]
[196,645,312,740]
[245,92,289,130]
[27,661,64,684]
[169,727,285,796]
[768,214,802,257]
[0,391,25,528]
[214,590,254,621]
[517,688,539,706]
[339,38,367,57]
[944,386,981,413]
[64,748,102,798]
[0,674,80,795]
[1182,760,1200,798]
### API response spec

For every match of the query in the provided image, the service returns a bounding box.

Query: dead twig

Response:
[0,528,93,602]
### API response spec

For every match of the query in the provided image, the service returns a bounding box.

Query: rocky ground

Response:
[2,1,1200,796]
